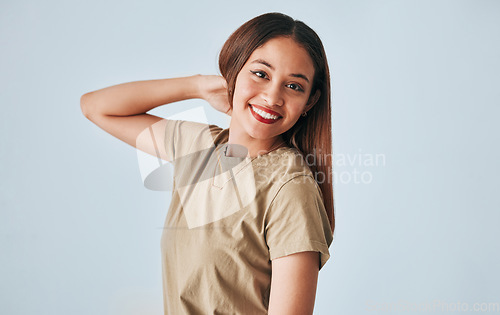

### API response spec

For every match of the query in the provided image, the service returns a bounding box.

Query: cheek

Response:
[234,77,258,101]
[287,100,309,116]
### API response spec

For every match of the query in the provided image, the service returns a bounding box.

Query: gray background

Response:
[1,0,499,314]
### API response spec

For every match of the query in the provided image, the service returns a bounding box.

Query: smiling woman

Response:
[81,12,334,315]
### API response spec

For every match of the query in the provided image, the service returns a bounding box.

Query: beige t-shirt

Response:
[160,119,333,314]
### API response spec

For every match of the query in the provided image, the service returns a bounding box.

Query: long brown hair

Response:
[219,12,335,234]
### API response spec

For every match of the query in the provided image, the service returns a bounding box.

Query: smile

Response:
[249,104,282,124]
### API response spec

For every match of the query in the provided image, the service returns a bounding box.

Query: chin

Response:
[245,126,282,141]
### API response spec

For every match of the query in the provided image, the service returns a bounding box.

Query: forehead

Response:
[245,37,315,78]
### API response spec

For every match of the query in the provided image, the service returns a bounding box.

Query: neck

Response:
[226,128,285,158]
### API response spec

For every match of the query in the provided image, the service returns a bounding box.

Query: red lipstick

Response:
[251,104,282,117]
[249,104,282,124]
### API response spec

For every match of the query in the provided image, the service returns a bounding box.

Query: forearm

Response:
[80,75,202,117]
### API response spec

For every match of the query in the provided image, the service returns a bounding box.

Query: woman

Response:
[81,12,334,315]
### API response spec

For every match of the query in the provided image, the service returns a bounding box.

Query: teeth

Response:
[251,105,280,120]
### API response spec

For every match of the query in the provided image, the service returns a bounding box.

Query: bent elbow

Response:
[80,92,95,119]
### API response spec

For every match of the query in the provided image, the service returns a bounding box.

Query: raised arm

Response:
[80,75,229,161]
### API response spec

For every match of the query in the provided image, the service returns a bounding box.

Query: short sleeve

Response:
[164,119,223,162]
[264,175,333,270]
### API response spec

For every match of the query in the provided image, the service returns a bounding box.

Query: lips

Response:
[251,104,282,117]
[249,104,282,124]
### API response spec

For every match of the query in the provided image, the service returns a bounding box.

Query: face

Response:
[229,36,317,149]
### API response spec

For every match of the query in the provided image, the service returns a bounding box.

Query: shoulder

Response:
[165,119,224,142]
[268,174,323,217]
[261,148,324,219]
[275,175,321,200]
[253,147,318,193]
[164,120,225,156]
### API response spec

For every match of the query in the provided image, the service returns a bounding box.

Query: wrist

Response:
[190,74,205,100]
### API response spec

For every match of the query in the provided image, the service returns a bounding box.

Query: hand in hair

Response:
[196,75,232,116]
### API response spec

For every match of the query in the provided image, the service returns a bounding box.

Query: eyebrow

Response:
[250,59,310,83]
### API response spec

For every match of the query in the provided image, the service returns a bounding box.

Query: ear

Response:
[305,89,321,112]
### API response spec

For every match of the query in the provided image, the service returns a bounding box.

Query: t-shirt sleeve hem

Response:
[269,240,331,271]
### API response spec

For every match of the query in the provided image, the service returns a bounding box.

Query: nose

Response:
[262,82,284,106]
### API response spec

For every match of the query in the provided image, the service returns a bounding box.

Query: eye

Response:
[250,70,268,79]
[286,83,305,92]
